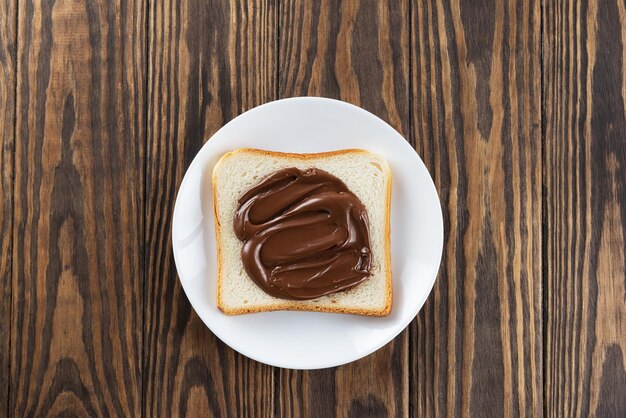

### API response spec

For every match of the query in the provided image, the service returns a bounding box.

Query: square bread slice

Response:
[212,148,392,316]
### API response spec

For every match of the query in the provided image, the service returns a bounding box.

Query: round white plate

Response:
[172,97,443,369]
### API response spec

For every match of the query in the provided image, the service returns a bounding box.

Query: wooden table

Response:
[1,0,625,416]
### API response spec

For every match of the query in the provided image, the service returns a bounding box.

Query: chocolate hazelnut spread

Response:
[233,167,372,300]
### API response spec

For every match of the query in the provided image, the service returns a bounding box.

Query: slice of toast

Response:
[212,148,392,316]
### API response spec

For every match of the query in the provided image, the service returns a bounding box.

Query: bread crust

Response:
[213,148,392,316]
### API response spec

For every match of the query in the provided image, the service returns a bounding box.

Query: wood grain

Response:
[143,0,276,416]
[543,0,626,416]
[11,0,146,415]
[410,0,543,416]
[5,0,626,415]
[277,0,409,416]
[0,0,16,413]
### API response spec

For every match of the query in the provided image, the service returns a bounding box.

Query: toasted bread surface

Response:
[213,148,392,316]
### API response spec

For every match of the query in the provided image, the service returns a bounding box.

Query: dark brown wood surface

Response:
[9,0,146,416]
[543,0,626,417]
[410,0,543,416]
[144,0,276,416]
[277,1,410,417]
[0,0,624,417]
[0,0,16,411]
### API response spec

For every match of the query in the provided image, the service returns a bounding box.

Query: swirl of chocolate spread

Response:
[233,167,372,300]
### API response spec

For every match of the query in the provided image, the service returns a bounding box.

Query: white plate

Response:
[172,97,443,369]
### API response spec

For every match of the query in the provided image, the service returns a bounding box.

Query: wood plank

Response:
[143,0,276,416]
[543,0,626,416]
[277,1,409,416]
[11,0,146,415]
[409,0,542,416]
[0,0,17,413]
